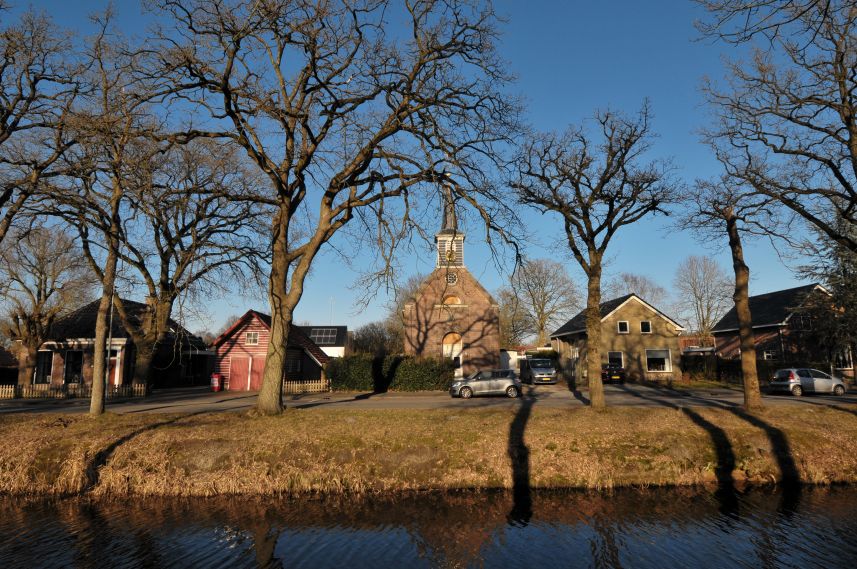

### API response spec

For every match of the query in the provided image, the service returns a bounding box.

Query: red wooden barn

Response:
[212,310,330,391]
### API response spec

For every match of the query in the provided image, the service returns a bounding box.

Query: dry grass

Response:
[1,405,856,497]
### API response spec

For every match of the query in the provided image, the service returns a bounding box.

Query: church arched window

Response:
[442,295,462,305]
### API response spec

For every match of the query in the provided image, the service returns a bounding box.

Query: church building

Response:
[402,189,500,377]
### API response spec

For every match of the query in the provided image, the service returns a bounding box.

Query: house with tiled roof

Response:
[26,298,209,389]
[212,310,330,391]
[711,283,850,373]
[550,294,685,384]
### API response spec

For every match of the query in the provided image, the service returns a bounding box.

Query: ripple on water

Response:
[1,487,856,568]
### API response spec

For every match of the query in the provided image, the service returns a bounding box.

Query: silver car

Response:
[769,368,848,396]
[520,357,557,384]
[450,369,521,399]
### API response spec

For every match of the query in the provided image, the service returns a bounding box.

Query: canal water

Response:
[1,486,855,568]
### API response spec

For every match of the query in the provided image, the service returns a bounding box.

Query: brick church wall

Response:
[402,267,500,375]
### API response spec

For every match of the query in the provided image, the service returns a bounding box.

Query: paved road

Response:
[1,383,856,415]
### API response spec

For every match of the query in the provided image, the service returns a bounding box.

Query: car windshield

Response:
[529,359,552,368]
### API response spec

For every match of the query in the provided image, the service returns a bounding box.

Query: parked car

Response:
[769,368,848,397]
[520,357,557,384]
[450,369,521,399]
[601,364,626,384]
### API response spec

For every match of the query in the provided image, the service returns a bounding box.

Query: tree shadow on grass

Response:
[82,412,208,493]
[615,384,739,515]
[507,386,534,526]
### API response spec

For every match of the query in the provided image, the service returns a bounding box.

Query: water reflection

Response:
[1,487,856,568]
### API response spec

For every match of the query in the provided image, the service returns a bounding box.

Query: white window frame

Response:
[607,351,624,367]
[245,331,259,346]
[640,320,652,334]
[617,321,629,334]
[645,348,672,373]
[834,348,853,370]
[762,349,778,361]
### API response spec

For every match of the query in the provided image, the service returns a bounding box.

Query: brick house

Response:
[711,283,852,376]
[401,191,500,377]
[550,294,685,384]
[26,299,210,389]
[212,310,330,391]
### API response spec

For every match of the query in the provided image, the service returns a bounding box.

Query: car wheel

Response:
[791,385,803,397]
[506,386,519,398]
[460,387,473,399]
[834,385,846,396]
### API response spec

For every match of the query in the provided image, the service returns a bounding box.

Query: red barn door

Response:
[249,356,265,391]
[229,356,250,391]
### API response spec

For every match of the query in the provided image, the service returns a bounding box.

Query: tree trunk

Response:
[726,214,763,410]
[132,344,154,387]
[257,208,291,414]
[16,344,36,386]
[585,263,605,408]
[90,249,118,416]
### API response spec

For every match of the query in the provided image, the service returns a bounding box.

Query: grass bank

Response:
[1,405,856,497]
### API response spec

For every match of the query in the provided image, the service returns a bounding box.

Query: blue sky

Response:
[11,1,810,333]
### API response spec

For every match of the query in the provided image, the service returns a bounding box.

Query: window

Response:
[442,295,462,305]
[35,352,53,384]
[608,351,624,367]
[645,349,671,372]
[789,315,813,331]
[762,349,778,361]
[617,321,629,334]
[640,321,652,334]
[64,350,84,383]
[811,369,831,379]
[834,348,853,370]
[285,358,302,373]
[309,328,338,345]
[245,331,259,345]
[446,272,459,285]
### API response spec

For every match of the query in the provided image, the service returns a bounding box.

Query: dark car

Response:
[601,364,626,384]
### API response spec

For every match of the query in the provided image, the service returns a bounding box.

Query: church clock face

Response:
[446,272,458,285]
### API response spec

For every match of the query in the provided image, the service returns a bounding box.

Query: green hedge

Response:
[326,354,456,392]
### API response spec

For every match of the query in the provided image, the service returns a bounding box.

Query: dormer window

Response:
[245,331,259,345]
[640,321,652,334]
[617,321,629,334]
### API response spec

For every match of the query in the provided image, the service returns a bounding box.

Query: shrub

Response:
[327,354,455,392]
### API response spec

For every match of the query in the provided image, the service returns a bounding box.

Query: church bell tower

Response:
[435,185,464,268]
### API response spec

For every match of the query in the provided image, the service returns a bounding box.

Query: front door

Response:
[811,369,833,393]
[442,333,464,378]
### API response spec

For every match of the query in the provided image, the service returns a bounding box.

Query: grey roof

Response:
[47,299,206,349]
[712,283,823,332]
[550,293,684,338]
[551,294,635,337]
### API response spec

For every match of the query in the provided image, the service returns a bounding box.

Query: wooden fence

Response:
[282,378,330,394]
[0,383,148,400]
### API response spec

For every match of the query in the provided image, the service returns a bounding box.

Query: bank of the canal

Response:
[1,405,856,497]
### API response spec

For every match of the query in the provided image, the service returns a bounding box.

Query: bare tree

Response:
[0,226,95,385]
[152,0,518,413]
[350,320,403,355]
[701,1,857,253]
[102,141,265,387]
[496,286,533,346]
[508,258,580,346]
[603,272,667,306]
[512,104,679,408]
[52,16,166,415]
[673,255,733,338]
[0,8,78,246]
[679,177,786,410]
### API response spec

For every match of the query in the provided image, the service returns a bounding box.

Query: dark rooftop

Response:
[712,283,824,332]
